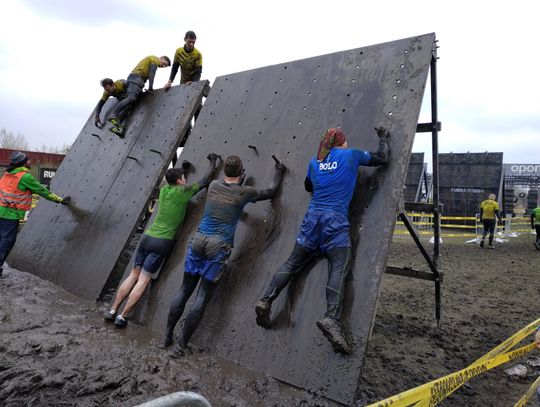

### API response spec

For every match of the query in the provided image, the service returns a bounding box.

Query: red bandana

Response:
[317,128,346,161]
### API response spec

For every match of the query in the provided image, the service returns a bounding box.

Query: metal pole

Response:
[399,213,439,275]
[430,52,442,324]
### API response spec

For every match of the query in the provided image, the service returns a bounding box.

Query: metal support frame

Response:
[386,45,443,323]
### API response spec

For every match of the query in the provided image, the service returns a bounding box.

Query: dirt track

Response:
[360,234,540,406]
[1,234,539,406]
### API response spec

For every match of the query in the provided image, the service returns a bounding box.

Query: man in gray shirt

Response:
[161,155,285,356]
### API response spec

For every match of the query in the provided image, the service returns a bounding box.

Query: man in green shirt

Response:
[0,151,70,277]
[104,153,218,328]
[531,205,540,250]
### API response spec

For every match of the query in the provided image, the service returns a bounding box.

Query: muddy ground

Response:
[1,234,539,406]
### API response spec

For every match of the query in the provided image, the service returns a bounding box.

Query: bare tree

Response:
[37,142,71,154]
[0,128,29,150]
[1,127,71,154]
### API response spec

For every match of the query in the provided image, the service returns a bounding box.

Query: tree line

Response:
[0,128,70,154]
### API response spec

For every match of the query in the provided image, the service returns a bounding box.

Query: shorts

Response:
[184,232,232,283]
[482,218,496,234]
[134,234,175,274]
[296,210,351,254]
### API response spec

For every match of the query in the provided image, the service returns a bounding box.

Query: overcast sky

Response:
[1,0,538,167]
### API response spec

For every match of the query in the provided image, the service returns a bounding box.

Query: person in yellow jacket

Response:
[0,152,71,277]
[163,30,203,88]
[479,193,502,249]
[163,31,204,146]
[108,55,171,137]
[94,78,128,128]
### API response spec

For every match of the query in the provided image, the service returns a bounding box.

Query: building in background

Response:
[0,148,65,187]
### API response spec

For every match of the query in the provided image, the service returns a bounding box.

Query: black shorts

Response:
[134,234,175,274]
[482,218,496,233]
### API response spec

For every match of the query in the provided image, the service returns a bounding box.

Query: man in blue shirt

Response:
[162,155,286,356]
[255,127,390,354]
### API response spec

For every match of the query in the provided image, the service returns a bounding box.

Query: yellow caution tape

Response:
[393,231,475,237]
[514,375,540,407]
[441,216,477,221]
[368,318,540,407]
[477,318,540,362]
[441,225,476,229]
[396,222,477,228]
[369,343,536,407]
[438,234,477,237]
[405,213,478,221]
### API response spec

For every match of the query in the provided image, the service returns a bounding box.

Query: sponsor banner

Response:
[39,167,57,187]
[505,164,540,175]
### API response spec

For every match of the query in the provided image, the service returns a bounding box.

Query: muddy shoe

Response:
[169,344,192,359]
[114,315,128,328]
[103,310,116,322]
[158,336,173,350]
[255,299,272,328]
[479,240,484,248]
[488,245,495,249]
[316,317,351,354]
[109,126,124,138]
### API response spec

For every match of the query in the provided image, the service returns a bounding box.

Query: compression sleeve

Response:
[169,61,180,83]
[148,64,158,90]
[257,168,284,201]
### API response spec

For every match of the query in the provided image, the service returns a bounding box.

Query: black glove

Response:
[275,162,286,173]
[375,126,391,142]
[61,196,72,206]
[181,160,192,171]
[207,152,218,162]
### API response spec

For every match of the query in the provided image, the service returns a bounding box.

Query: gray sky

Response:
[1,0,539,167]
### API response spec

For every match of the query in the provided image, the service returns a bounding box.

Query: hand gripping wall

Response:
[8,82,209,300]
[129,34,434,404]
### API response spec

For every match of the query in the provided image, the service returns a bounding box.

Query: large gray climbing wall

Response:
[8,81,209,300]
[136,34,435,404]
[439,152,504,216]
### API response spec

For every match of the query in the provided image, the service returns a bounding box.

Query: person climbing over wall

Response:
[530,204,540,250]
[163,30,205,147]
[94,78,128,128]
[0,152,71,278]
[161,155,286,356]
[479,193,502,249]
[255,127,391,354]
[107,55,171,137]
[104,153,219,328]
[163,30,203,89]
